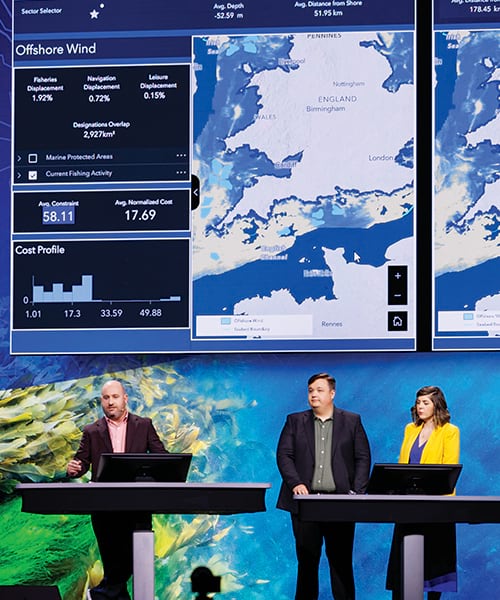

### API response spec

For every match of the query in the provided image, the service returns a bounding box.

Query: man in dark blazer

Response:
[67,379,167,600]
[276,372,371,600]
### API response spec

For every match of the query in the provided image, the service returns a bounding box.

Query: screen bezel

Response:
[366,463,462,495]
[95,452,192,483]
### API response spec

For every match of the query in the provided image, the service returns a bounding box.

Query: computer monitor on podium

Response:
[96,453,192,483]
[366,463,462,495]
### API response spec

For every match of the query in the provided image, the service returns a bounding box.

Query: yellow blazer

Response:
[398,422,460,465]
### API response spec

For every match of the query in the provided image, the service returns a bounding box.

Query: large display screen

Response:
[11,0,416,353]
[433,0,500,350]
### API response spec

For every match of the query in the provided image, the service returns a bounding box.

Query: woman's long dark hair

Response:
[411,385,451,426]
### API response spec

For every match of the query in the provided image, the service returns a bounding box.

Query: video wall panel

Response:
[433,0,500,350]
[11,0,416,354]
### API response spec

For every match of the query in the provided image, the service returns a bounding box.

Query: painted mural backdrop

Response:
[1,353,500,599]
[1,3,499,598]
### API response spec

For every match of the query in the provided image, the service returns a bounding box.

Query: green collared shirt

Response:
[311,414,336,493]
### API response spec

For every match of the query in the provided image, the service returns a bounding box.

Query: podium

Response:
[295,494,500,600]
[17,482,270,600]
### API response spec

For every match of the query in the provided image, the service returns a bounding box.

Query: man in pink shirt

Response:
[67,379,167,600]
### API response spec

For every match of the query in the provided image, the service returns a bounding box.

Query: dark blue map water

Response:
[194,212,412,315]
[434,29,500,347]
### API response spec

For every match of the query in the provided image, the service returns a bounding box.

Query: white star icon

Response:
[90,9,99,18]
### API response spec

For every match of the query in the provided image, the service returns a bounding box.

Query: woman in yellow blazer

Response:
[386,386,460,600]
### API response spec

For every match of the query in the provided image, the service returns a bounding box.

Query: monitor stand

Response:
[133,529,155,600]
[402,534,424,599]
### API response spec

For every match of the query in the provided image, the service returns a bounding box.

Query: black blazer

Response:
[276,407,371,513]
[73,413,167,481]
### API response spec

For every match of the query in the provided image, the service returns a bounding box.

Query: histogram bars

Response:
[31,275,181,304]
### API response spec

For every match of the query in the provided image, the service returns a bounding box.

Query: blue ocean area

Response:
[434,32,457,135]
[435,29,500,323]
[195,34,297,156]
[193,212,412,315]
[203,145,295,231]
[194,35,300,227]
[435,256,500,312]
[359,32,413,93]
[394,139,414,169]
[456,33,500,134]
[449,141,500,226]
[438,31,500,148]
[193,39,218,140]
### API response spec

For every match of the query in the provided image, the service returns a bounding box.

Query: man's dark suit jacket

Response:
[73,413,167,481]
[276,407,371,513]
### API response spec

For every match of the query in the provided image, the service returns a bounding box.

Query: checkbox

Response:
[28,153,38,164]
[28,170,38,181]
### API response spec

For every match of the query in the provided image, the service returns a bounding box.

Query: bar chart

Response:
[13,239,189,330]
